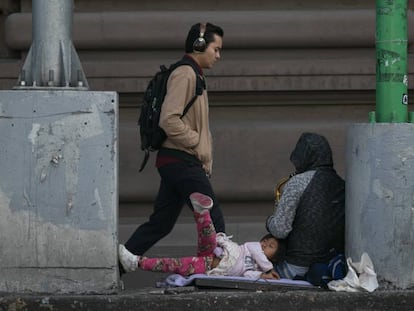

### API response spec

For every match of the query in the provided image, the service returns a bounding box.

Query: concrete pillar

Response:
[17,0,88,88]
[346,123,414,289]
[0,90,120,294]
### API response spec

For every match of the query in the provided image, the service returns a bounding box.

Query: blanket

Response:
[156,274,316,290]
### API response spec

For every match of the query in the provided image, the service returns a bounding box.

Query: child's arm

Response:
[260,269,280,279]
[245,242,274,269]
[243,268,280,279]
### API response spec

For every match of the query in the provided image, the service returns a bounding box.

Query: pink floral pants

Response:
[139,211,217,276]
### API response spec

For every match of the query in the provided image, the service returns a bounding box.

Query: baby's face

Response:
[261,237,278,259]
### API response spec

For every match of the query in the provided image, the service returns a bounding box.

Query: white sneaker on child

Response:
[118,244,139,272]
[189,192,213,213]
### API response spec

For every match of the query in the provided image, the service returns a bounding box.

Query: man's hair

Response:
[260,233,287,264]
[185,22,224,53]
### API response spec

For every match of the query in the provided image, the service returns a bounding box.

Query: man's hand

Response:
[260,269,280,280]
[202,164,211,178]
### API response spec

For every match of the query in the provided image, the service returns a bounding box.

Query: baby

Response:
[119,192,285,279]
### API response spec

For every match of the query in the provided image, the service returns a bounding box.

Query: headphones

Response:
[193,23,207,53]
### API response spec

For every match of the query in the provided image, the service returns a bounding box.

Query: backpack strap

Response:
[172,57,205,118]
[139,93,197,172]
[138,149,150,172]
[139,58,202,172]
[173,57,206,96]
[181,94,198,118]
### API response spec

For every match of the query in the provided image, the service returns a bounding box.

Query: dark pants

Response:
[125,160,225,255]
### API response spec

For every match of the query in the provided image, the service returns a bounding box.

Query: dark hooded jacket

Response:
[273,133,345,267]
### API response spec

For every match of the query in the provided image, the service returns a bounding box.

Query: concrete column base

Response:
[0,90,120,294]
[346,123,414,289]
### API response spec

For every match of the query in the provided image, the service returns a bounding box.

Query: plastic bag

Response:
[328,252,378,292]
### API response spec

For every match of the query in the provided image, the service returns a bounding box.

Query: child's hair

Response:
[260,233,287,265]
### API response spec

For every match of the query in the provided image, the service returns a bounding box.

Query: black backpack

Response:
[138,58,204,172]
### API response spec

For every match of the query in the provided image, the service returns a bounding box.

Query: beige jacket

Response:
[159,64,213,175]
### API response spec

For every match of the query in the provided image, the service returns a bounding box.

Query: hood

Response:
[289,132,334,174]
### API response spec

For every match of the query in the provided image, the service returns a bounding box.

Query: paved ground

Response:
[2,285,414,311]
[2,206,413,310]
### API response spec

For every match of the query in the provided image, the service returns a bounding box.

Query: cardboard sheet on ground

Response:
[158,274,320,291]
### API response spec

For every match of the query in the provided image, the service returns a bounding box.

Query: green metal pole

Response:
[376,0,408,122]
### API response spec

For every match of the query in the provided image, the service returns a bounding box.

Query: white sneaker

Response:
[118,244,139,272]
[189,192,213,213]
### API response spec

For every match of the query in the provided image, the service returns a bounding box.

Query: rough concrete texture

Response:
[1,288,414,311]
[0,90,120,294]
[346,123,414,289]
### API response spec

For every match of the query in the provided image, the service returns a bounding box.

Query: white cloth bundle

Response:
[328,252,379,292]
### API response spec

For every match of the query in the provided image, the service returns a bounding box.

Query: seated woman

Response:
[120,192,285,280]
[266,132,345,280]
